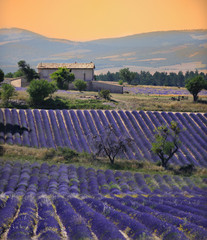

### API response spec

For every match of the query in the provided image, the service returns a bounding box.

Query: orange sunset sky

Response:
[0,0,207,41]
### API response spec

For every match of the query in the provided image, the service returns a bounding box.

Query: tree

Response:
[151,121,183,169]
[177,71,185,87]
[5,72,14,78]
[13,69,24,78]
[0,69,4,83]
[73,79,87,92]
[119,68,135,84]
[50,67,75,90]
[185,76,207,102]
[27,79,57,105]
[18,60,39,82]
[90,124,133,164]
[0,83,16,106]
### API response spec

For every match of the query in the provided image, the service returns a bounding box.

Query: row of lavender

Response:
[0,162,207,240]
[0,109,207,167]
[124,86,207,96]
[1,162,206,197]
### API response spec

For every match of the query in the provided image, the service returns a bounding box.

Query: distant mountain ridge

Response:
[0,28,207,74]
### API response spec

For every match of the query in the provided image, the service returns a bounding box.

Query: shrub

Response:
[73,79,87,92]
[118,80,123,85]
[44,148,56,160]
[178,164,196,176]
[0,83,16,106]
[57,147,79,161]
[98,89,111,100]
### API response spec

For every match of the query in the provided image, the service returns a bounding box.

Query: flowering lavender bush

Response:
[124,85,207,96]
[0,109,207,167]
[0,162,206,239]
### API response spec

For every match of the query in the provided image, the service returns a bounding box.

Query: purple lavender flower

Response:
[69,197,125,240]
[54,196,93,240]
[0,196,20,235]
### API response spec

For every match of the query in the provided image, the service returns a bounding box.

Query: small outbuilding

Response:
[37,62,95,82]
[3,77,27,87]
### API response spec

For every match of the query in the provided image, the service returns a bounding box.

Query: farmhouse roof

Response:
[37,62,95,69]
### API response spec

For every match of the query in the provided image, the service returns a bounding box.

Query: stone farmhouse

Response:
[37,62,95,82]
[37,62,123,93]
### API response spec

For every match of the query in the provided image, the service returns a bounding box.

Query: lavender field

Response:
[0,161,206,240]
[0,109,207,167]
[124,86,207,96]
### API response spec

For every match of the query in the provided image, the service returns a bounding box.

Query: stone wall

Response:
[69,81,123,94]
[90,81,123,93]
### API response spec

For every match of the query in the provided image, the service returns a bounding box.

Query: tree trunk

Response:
[161,158,168,169]
[193,94,198,102]
[110,156,115,164]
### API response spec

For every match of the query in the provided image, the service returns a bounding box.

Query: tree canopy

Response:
[185,75,207,102]
[151,121,183,169]
[27,79,57,106]
[119,68,135,84]
[0,83,16,106]
[17,60,39,82]
[50,68,75,90]
[97,69,207,87]
[0,69,4,82]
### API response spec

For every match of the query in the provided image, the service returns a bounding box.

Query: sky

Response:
[0,0,207,41]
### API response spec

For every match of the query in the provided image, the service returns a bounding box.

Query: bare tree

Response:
[90,124,133,164]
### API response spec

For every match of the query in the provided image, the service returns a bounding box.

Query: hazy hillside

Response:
[0,28,207,73]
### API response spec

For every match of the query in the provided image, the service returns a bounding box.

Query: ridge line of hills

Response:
[0,28,207,74]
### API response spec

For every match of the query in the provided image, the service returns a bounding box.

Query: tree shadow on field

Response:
[32,97,68,109]
[198,99,207,104]
[0,123,31,139]
[0,145,4,156]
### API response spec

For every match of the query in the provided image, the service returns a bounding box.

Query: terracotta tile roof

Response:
[37,62,95,69]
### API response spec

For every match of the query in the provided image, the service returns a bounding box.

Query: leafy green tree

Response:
[185,76,207,102]
[50,68,75,90]
[13,69,24,78]
[151,121,183,169]
[5,72,14,78]
[119,68,135,84]
[73,79,87,92]
[177,71,185,87]
[0,69,4,83]
[5,69,24,78]
[18,60,39,82]
[27,79,57,105]
[0,83,16,106]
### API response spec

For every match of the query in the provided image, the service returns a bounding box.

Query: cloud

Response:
[136,58,166,62]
